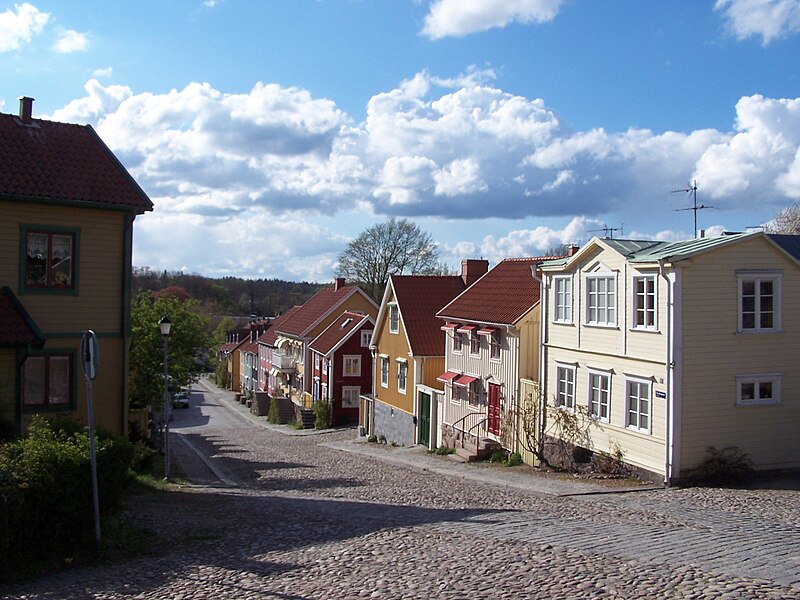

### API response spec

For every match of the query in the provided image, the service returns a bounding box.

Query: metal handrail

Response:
[466,416,488,448]
[451,411,486,449]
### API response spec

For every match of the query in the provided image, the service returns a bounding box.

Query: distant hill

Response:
[133,268,324,323]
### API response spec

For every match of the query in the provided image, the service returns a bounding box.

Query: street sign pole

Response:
[81,330,101,552]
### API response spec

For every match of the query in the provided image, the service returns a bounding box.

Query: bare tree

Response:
[335,218,447,302]
[765,203,800,234]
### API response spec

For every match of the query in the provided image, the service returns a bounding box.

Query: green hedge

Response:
[0,416,133,582]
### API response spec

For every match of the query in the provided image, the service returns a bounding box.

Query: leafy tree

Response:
[765,203,800,234]
[129,291,212,409]
[335,218,448,302]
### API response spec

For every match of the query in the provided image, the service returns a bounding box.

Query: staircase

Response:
[449,412,503,462]
[455,437,503,462]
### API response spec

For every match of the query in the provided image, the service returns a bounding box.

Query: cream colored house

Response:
[539,232,800,483]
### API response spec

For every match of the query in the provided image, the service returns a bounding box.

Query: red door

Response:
[488,383,501,436]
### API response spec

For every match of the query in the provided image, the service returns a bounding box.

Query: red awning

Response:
[437,370,460,383]
[440,322,460,331]
[456,324,476,333]
[454,374,479,387]
[477,327,496,336]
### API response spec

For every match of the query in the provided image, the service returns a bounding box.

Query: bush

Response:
[506,452,523,467]
[267,396,281,424]
[434,446,455,456]
[313,398,332,430]
[684,446,754,485]
[0,416,133,582]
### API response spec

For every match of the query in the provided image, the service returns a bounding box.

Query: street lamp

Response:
[159,315,172,479]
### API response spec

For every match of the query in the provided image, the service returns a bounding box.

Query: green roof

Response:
[627,232,753,263]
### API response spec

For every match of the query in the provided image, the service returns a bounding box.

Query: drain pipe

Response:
[531,264,547,461]
[659,259,672,486]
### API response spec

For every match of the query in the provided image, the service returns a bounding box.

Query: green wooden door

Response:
[418,391,431,446]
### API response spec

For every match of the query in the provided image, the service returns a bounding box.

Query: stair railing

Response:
[451,411,487,449]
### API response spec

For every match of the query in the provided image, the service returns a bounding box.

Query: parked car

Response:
[172,391,190,409]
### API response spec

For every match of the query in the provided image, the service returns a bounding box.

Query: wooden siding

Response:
[0,349,16,425]
[419,355,445,390]
[1,202,126,335]
[678,236,800,473]
[373,289,414,415]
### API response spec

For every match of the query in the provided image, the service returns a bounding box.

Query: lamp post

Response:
[159,315,172,479]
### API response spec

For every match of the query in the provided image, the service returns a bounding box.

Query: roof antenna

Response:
[588,223,624,239]
[672,180,714,239]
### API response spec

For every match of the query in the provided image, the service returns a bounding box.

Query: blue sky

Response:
[3,0,800,281]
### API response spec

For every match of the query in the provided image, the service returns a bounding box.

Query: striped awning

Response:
[437,370,460,383]
[454,374,479,387]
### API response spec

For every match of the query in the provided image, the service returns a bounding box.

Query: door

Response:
[488,383,501,436]
[418,391,431,447]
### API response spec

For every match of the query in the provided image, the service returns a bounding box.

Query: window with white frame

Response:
[736,373,781,405]
[738,272,781,332]
[343,355,361,377]
[453,331,463,353]
[341,386,361,408]
[554,276,572,323]
[380,355,389,387]
[389,305,400,333]
[489,330,501,360]
[556,364,575,411]
[469,333,480,356]
[588,370,610,422]
[586,275,616,326]
[361,330,373,347]
[632,275,656,330]
[397,359,407,394]
[626,378,651,432]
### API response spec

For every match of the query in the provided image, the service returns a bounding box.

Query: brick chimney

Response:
[334,277,346,291]
[461,259,489,287]
[18,96,34,124]
[568,245,580,256]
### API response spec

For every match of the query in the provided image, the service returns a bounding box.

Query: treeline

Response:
[133,267,324,322]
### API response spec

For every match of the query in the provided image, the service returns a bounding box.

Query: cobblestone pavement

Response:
[3,379,799,599]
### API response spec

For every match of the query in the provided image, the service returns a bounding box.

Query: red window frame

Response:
[22,353,73,408]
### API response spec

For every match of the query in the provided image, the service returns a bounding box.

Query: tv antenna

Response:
[672,180,714,238]
[588,223,624,239]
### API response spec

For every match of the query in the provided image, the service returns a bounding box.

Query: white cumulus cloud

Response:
[422,0,563,39]
[52,28,88,53]
[715,0,800,44]
[0,2,49,52]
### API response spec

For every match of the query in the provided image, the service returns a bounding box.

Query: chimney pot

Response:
[18,96,34,124]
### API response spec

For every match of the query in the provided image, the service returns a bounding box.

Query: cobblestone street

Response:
[3,379,799,599]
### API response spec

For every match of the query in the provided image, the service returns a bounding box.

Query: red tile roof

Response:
[257,306,301,346]
[0,112,153,213]
[0,286,45,348]
[437,257,558,325]
[390,275,467,356]
[277,285,370,338]
[309,311,372,356]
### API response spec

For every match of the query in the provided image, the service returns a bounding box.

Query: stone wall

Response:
[373,400,415,447]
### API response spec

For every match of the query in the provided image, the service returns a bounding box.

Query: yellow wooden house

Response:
[0,98,153,437]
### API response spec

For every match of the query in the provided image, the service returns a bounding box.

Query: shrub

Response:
[684,446,754,485]
[506,452,523,467]
[488,450,507,463]
[267,396,281,424]
[0,416,133,582]
[367,435,378,443]
[434,446,455,456]
[313,398,332,430]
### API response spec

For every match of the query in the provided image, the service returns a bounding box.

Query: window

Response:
[452,385,466,405]
[342,386,360,408]
[469,333,480,356]
[737,374,781,405]
[397,359,407,394]
[554,276,572,323]
[556,364,575,411]
[343,355,361,377]
[588,370,610,422]
[489,331,501,360]
[361,330,373,347]
[586,275,616,326]
[453,332,463,353]
[380,355,389,387]
[389,305,400,334]
[23,353,73,409]
[633,276,656,330]
[626,378,651,432]
[22,227,78,291]
[738,272,781,332]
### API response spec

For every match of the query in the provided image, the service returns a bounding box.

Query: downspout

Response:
[369,346,376,436]
[531,265,547,463]
[659,259,672,486]
[121,212,135,435]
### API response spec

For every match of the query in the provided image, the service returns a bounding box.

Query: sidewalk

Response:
[197,377,661,497]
